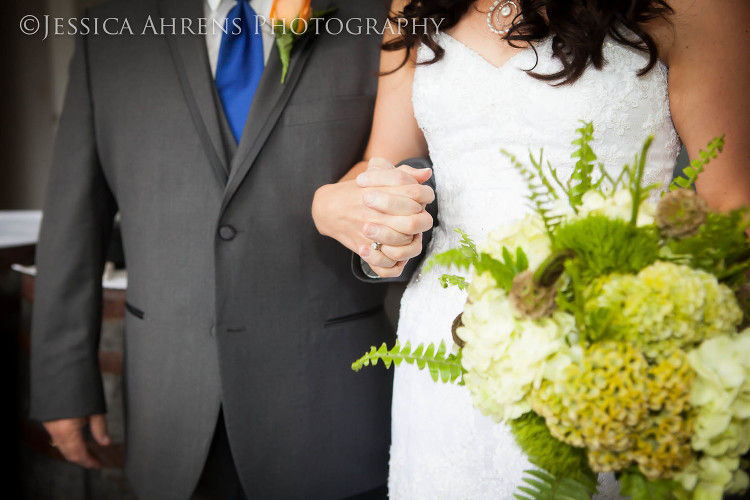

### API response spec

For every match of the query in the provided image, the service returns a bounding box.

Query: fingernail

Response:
[356,173,368,186]
[359,245,370,258]
[364,225,377,238]
[102,436,111,445]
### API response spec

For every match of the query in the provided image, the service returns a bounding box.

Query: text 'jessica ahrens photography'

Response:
[19,14,446,40]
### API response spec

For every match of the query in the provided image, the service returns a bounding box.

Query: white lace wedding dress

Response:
[389,32,681,499]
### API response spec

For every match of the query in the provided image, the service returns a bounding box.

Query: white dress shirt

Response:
[205,0,276,77]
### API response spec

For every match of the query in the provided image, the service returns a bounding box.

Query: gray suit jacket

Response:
[29,0,396,498]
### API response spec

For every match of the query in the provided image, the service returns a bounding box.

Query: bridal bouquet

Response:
[353,123,750,500]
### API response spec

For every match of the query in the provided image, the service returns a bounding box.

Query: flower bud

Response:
[269,0,312,33]
[509,270,558,320]
[656,189,709,239]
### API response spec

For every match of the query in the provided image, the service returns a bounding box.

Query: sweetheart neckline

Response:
[440,32,536,73]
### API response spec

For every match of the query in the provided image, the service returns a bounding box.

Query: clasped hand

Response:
[312,157,435,278]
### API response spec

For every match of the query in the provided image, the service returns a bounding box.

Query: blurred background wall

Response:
[0,0,104,210]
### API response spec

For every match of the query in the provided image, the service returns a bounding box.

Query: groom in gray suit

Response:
[29,0,428,498]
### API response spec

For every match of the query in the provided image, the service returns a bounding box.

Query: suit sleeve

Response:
[29,33,118,422]
[352,157,438,284]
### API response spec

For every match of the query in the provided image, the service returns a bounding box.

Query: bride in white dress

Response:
[313,0,749,498]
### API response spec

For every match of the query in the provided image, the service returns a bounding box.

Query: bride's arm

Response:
[312,0,432,278]
[660,0,750,211]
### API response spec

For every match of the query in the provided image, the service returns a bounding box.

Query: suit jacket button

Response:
[219,225,237,241]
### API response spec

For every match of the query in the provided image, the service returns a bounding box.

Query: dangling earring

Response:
[487,0,521,36]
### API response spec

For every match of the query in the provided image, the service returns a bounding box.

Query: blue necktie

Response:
[215,1,265,143]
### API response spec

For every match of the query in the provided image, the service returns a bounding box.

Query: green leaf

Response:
[619,467,680,500]
[423,228,478,273]
[352,340,464,384]
[438,274,469,290]
[274,32,295,83]
[456,228,477,252]
[503,149,564,236]
[628,135,656,226]
[510,413,596,486]
[514,468,595,500]
[568,121,597,210]
[668,135,725,191]
[552,216,660,283]
[664,208,750,285]
[474,248,530,292]
[273,7,338,83]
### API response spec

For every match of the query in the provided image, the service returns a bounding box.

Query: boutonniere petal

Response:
[269,0,338,83]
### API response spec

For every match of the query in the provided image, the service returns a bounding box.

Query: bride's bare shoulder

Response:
[648,0,750,66]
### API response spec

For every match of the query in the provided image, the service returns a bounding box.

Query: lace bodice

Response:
[389,32,680,499]
[414,33,679,248]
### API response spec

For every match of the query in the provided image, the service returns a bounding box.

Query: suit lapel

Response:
[160,0,230,185]
[221,1,328,214]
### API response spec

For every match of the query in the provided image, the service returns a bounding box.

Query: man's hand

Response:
[44,414,111,469]
[312,157,435,278]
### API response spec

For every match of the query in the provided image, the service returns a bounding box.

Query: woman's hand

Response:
[312,157,435,278]
[312,0,430,278]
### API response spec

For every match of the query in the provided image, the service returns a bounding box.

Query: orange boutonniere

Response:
[269,0,337,83]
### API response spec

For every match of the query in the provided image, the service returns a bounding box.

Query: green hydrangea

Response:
[459,289,579,422]
[584,261,742,359]
[676,332,750,498]
[577,189,656,228]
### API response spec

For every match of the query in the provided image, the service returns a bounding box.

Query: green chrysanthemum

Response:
[552,215,660,284]
[509,412,596,484]
[584,261,742,359]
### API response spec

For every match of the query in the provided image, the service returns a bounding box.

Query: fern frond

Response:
[515,468,595,500]
[593,164,614,191]
[568,121,598,210]
[547,160,569,195]
[503,149,564,236]
[426,225,528,292]
[423,228,479,273]
[668,135,725,192]
[455,228,477,252]
[439,274,469,290]
[351,340,464,384]
[530,150,560,201]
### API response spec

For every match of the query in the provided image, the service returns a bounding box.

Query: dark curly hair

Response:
[384,0,673,84]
